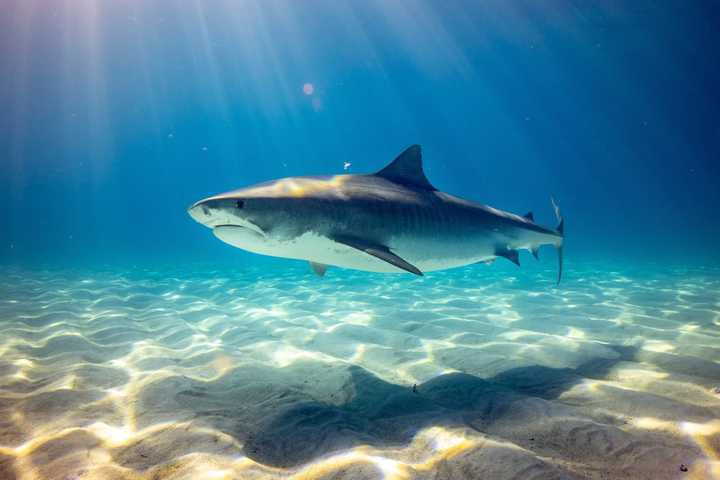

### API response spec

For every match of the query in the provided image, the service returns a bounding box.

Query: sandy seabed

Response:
[0,261,719,480]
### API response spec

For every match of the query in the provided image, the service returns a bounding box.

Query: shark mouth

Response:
[214,223,266,238]
[213,224,267,250]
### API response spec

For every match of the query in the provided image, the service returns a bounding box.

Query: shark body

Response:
[188,145,565,282]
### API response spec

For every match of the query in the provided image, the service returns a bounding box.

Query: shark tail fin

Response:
[551,196,564,285]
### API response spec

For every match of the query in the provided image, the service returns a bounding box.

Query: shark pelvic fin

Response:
[309,261,328,276]
[333,235,423,276]
[496,247,520,266]
[531,247,540,260]
[523,211,534,222]
[375,145,436,191]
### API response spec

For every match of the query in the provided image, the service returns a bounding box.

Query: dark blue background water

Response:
[2,1,719,268]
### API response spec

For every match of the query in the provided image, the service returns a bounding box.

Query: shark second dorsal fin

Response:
[375,145,435,190]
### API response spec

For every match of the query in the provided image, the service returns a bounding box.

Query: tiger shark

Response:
[188,145,565,282]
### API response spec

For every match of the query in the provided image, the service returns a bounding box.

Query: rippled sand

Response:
[1,262,719,479]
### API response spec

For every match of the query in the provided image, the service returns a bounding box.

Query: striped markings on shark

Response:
[189,145,564,283]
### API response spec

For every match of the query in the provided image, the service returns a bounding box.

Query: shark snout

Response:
[187,198,222,226]
[188,197,256,231]
[187,203,207,225]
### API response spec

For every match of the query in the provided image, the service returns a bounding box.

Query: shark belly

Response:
[387,235,495,272]
[214,226,492,273]
[214,227,396,272]
[294,233,492,273]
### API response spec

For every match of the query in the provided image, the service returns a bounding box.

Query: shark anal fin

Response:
[310,261,328,276]
[496,247,520,266]
[333,235,423,276]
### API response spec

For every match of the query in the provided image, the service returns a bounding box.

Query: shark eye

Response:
[236,200,245,209]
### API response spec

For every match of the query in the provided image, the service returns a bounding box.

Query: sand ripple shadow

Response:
[128,345,670,471]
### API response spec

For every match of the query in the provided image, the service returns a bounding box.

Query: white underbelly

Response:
[214,227,491,273]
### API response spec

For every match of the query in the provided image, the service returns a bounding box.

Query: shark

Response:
[188,145,565,282]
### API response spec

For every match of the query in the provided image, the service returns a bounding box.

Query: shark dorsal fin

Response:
[375,145,435,190]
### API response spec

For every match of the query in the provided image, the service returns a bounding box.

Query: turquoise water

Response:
[2,1,720,479]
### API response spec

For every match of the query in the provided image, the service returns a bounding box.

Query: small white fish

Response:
[343,162,352,171]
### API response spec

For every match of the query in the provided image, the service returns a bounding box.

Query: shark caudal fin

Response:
[551,197,564,285]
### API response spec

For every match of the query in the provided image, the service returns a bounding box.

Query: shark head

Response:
[188,175,348,255]
[188,186,271,253]
[191,179,297,252]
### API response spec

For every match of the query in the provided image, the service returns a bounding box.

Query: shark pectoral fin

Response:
[309,261,328,277]
[332,236,423,276]
[496,247,520,266]
[365,248,424,276]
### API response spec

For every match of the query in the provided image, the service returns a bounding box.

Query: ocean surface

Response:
[1,1,719,479]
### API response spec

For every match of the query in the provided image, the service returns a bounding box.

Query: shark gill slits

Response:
[236,199,245,209]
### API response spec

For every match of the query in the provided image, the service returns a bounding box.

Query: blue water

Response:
[1,2,719,479]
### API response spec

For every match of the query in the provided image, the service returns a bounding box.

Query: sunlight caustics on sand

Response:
[0,263,719,479]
